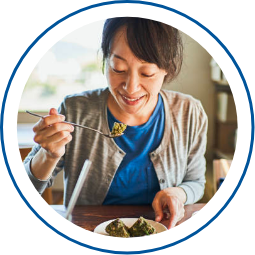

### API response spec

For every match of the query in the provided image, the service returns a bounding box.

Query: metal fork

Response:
[26,110,123,138]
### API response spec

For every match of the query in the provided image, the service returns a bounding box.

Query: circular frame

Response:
[0,0,255,254]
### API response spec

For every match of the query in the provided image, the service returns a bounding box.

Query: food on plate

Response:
[105,217,157,237]
[105,218,130,237]
[111,122,127,136]
[129,217,157,237]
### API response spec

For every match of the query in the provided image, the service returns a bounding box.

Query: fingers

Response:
[44,133,73,158]
[49,108,58,115]
[152,197,164,222]
[33,114,66,133]
[32,108,74,159]
[152,188,185,230]
[168,209,178,229]
[34,123,74,142]
[167,199,185,229]
[37,130,71,148]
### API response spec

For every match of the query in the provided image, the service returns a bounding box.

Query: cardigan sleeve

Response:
[23,101,66,194]
[178,101,208,204]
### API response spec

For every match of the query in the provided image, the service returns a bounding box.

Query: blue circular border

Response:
[1,1,254,254]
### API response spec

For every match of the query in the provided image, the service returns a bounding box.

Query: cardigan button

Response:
[159,179,165,184]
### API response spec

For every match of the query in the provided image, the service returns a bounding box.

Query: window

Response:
[19,20,107,114]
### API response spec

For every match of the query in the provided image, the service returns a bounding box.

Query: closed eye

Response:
[142,73,155,78]
[112,68,125,74]
[111,66,154,77]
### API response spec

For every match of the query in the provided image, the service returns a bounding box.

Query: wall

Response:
[163,32,215,161]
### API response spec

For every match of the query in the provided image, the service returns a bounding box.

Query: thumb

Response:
[49,108,58,115]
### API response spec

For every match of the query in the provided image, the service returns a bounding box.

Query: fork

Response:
[26,110,123,138]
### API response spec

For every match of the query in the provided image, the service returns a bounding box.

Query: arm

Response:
[30,148,62,180]
[24,107,74,193]
[152,101,208,228]
[178,101,208,204]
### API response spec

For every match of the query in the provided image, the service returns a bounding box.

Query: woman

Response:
[24,17,208,229]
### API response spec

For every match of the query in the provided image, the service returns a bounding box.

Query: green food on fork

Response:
[110,122,127,136]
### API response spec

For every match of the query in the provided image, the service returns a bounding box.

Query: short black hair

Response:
[101,17,183,82]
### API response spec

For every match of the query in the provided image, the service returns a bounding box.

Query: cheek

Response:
[145,79,164,96]
[106,72,123,90]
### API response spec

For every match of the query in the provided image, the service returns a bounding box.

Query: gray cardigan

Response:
[24,88,208,206]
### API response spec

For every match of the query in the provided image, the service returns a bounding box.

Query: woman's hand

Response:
[152,187,186,229]
[33,108,74,160]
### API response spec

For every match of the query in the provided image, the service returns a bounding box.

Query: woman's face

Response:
[106,28,167,122]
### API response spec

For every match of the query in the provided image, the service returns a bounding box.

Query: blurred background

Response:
[18,19,237,205]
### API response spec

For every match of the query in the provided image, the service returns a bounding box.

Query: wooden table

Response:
[52,204,205,231]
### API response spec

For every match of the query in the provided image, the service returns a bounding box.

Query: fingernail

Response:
[155,216,160,221]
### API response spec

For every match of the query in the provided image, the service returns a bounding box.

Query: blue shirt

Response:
[103,94,165,205]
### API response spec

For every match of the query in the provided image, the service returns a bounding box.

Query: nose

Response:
[123,72,140,94]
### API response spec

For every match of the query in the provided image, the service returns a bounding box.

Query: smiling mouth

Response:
[121,94,145,102]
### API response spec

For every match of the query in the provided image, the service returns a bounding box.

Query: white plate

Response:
[94,218,167,237]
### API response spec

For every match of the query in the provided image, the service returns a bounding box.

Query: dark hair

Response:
[101,17,183,82]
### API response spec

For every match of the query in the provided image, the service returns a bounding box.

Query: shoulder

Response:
[160,89,207,117]
[63,88,108,105]
[161,89,200,107]
[59,88,109,119]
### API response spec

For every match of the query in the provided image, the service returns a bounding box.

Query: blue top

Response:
[103,94,165,205]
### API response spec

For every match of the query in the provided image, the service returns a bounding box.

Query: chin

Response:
[120,102,146,116]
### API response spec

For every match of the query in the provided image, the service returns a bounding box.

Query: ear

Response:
[160,69,167,77]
